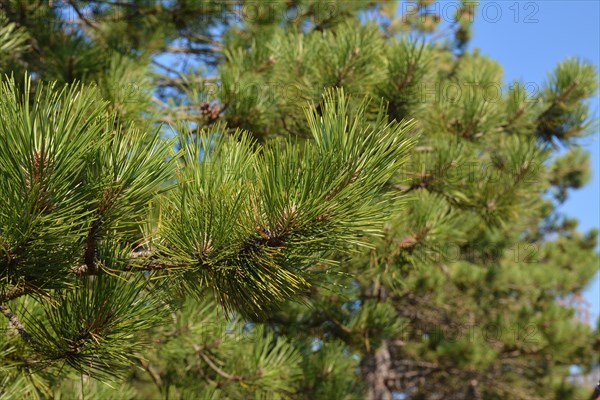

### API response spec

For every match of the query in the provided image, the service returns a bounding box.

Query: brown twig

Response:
[0,284,31,302]
[135,354,163,391]
[195,347,244,382]
[0,303,33,344]
[67,0,100,31]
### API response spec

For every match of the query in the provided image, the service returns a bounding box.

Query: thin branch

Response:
[156,114,207,124]
[67,0,100,31]
[165,46,221,55]
[537,80,579,124]
[154,76,216,88]
[151,59,184,79]
[129,250,153,259]
[181,33,221,47]
[194,347,244,382]
[0,303,33,344]
[0,284,31,303]
[504,105,526,128]
[135,353,163,391]
[70,247,176,275]
[91,1,137,7]
[70,259,175,275]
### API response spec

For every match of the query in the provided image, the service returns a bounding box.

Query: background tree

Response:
[0,1,598,399]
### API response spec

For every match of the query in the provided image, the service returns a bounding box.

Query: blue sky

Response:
[465,0,600,324]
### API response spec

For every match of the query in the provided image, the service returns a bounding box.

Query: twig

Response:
[154,76,216,88]
[195,347,244,382]
[0,304,33,344]
[135,354,163,391]
[0,284,31,302]
[151,59,184,79]
[67,0,100,31]
[165,46,221,55]
[537,80,579,123]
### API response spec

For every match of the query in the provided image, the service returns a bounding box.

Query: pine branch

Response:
[504,105,526,128]
[537,80,579,123]
[154,76,215,88]
[70,249,179,275]
[151,59,184,79]
[194,347,244,382]
[84,225,100,275]
[67,0,100,31]
[181,33,221,48]
[0,284,31,302]
[0,303,32,344]
[165,46,221,55]
[135,354,163,391]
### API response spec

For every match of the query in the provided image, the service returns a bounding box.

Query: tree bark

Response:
[361,340,392,400]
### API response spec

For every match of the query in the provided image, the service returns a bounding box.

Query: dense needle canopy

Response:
[0,1,598,399]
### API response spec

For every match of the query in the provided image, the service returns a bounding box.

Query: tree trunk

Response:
[361,340,392,400]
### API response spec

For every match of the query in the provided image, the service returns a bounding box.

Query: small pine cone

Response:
[199,102,210,112]
[208,104,221,121]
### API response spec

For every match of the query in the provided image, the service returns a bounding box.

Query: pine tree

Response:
[0,1,598,399]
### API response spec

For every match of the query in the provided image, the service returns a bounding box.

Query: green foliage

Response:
[0,74,174,291]
[155,90,416,319]
[0,1,598,399]
[549,147,591,203]
[0,76,107,289]
[24,275,168,379]
[0,12,30,72]
[0,64,414,396]
[538,58,599,143]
